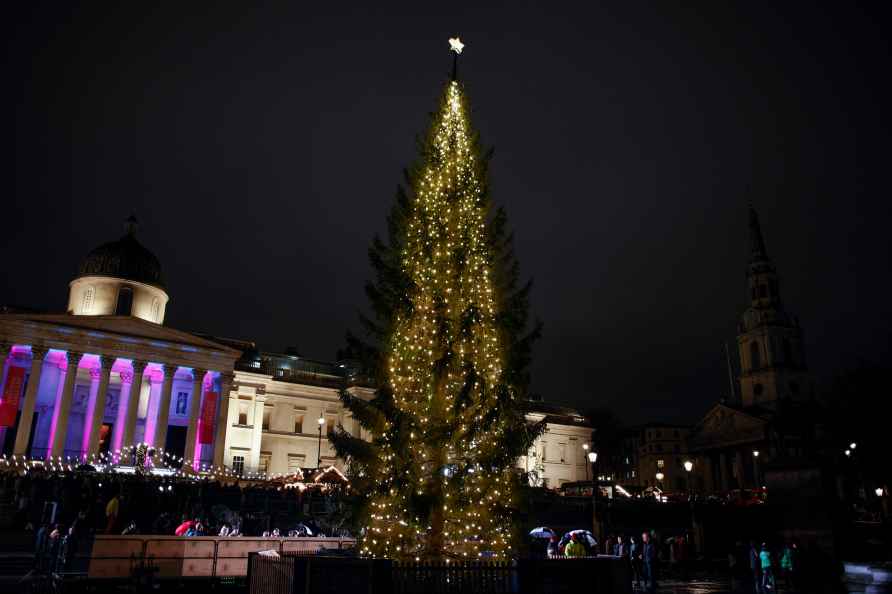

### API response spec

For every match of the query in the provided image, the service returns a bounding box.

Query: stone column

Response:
[0,343,11,447]
[248,392,266,471]
[0,342,11,391]
[152,364,177,450]
[183,368,206,467]
[86,356,115,455]
[14,347,48,455]
[212,372,235,468]
[734,450,744,489]
[718,451,729,492]
[121,360,148,449]
[50,351,84,458]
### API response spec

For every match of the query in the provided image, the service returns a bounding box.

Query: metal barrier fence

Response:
[247,554,632,594]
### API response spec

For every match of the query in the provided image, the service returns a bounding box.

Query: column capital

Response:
[192,368,207,381]
[119,370,134,384]
[219,371,235,384]
[131,359,149,374]
[89,367,102,381]
[98,355,116,370]
[65,351,83,365]
[162,363,180,377]
[0,342,12,356]
[30,346,49,361]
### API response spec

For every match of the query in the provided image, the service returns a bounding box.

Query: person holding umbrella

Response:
[565,533,586,557]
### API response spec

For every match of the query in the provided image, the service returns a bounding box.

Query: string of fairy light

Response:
[362,46,517,560]
[0,444,349,488]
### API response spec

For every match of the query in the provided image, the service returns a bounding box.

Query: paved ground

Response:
[641,576,795,594]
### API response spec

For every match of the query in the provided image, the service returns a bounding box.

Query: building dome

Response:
[68,215,170,324]
[77,215,165,289]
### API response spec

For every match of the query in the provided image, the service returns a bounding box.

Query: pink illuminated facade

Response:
[0,219,240,468]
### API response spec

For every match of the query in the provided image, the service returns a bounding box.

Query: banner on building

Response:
[198,391,219,444]
[0,366,26,427]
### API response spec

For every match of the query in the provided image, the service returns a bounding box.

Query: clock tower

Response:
[737,207,811,408]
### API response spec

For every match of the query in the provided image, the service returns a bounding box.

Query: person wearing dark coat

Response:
[642,531,658,593]
[613,535,628,558]
[34,523,49,571]
[749,541,762,593]
[629,536,642,589]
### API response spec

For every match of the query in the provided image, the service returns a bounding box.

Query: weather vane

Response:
[449,37,464,80]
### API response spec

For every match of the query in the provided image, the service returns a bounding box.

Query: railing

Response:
[247,554,632,594]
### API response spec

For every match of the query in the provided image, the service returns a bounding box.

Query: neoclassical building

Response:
[0,218,241,467]
[686,206,815,493]
[0,218,591,487]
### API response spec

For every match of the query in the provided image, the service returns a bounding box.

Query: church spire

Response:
[748,204,768,263]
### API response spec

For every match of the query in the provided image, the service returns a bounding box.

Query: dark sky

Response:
[5,3,891,424]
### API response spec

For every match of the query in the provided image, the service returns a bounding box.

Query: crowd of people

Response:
[539,530,677,592]
[0,465,351,573]
[732,540,800,593]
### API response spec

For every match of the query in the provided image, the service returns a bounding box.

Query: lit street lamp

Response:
[316,415,326,468]
[582,444,590,481]
[684,460,693,498]
[588,450,601,543]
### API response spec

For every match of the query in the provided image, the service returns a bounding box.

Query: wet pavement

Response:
[637,574,796,594]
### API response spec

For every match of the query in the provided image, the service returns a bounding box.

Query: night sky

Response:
[5,3,891,425]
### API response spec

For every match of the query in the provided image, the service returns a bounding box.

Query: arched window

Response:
[115,286,133,316]
[151,298,161,322]
[82,286,95,313]
[750,341,761,370]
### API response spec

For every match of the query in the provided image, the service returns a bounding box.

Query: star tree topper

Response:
[449,37,465,54]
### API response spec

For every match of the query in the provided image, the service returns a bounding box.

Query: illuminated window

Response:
[151,298,160,322]
[657,459,665,468]
[232,455,244,475]
[237,402,249,425]
[259,453,271,473]
[82,286,95,313]
[294,414,304,434]
[326,417,335,436]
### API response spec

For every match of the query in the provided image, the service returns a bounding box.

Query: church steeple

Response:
[748,205,768,262]
[736,206,811,408]
[746,206,780,309]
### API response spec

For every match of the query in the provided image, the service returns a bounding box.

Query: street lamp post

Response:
[316,415,326,468]
[583,444,590,482]
[752,450,761,488]
[684,460,694,499]
[588,450,600,544]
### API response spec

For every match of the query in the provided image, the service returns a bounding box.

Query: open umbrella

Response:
[560,530,597,552]
[174,520,194,536]
[529,527,556,539]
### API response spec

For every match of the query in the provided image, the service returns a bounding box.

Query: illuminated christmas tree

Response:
[332,39,542,560]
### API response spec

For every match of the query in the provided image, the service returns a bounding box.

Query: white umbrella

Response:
[529,526,556,539]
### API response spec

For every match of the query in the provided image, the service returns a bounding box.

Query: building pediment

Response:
[0,313,240,370]
[688,403,767,451]
[1,313,235,352]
